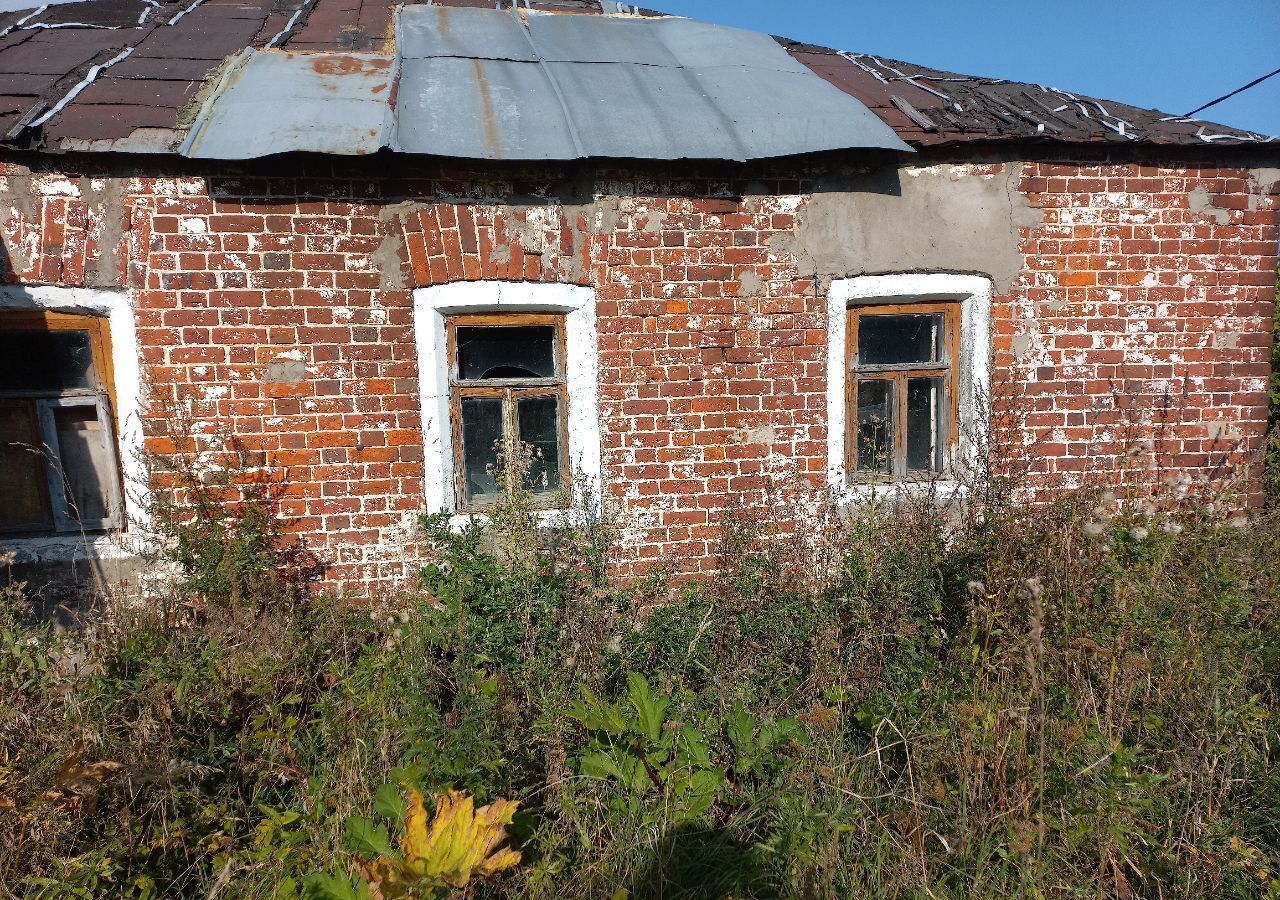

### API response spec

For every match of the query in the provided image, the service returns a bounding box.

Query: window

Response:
[447,314,570,511]
[413,281,601,518]
[0,311,124,535]
[846,302,960,481]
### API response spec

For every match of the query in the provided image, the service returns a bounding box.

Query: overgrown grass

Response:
[1,457,1278,898]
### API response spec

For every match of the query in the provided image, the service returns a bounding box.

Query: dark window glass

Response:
[906,377,944,472]
[518,395,561,494]
[857,314,943,367]
[0,330,96,392]
[52,405,113,524]
[456,326,556,380]
[855,379,894,474]
[460,397,504,504]
[0,400,52,532]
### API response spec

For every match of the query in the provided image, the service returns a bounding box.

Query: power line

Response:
[1184,64,1280,118]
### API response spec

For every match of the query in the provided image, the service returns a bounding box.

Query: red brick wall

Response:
[1006,163,1278,504]
[1,156,1275,592]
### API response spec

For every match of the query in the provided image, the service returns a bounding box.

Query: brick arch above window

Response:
[398,205,598,289]
[412,281,601,520]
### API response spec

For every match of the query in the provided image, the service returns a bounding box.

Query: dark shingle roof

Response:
[0,0,1272,158]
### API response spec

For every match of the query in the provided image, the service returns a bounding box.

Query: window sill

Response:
[831,479,971,505]
[446,507,593,532]
[0,532,141,566]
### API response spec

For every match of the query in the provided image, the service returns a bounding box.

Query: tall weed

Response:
[0,447,1277,899]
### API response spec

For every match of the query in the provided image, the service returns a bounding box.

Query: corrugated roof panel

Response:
[523,12,680,66]
[182,49,394,158]
[698,64,907,158]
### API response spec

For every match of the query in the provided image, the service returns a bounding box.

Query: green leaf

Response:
[675,727,712,770]
[344,816,395,858]
[373,783,407,828]
[300,873,370,900]
[569,687,629,734]
[758,717,806,753]
[580,750,630,783]
[626,672,669,744]
[726,702,756,754]
[679,768,725,819]
[628,751,655,793]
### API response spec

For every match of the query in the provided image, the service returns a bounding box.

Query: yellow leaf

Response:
[367,788,523,893]
[476,846,521,878]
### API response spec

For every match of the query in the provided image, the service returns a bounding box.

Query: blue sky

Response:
[651,1,1280,136]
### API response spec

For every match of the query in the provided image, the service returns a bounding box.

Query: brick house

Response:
[1,0,1277,595]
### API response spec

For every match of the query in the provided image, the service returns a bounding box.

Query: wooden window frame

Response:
[845,301,960,482]
[0,310,123,535]
[446,313,571,513]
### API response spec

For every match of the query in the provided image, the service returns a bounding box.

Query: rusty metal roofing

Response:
[180,50,397,157]
[182,6,910,160]
[0,0,1273,160]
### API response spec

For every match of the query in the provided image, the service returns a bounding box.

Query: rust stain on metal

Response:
[310,55,390,76]
[470,57,503,158]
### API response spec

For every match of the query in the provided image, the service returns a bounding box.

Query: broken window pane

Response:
[460,396,504,504]
[857,314,943,367]
[0,400,52,532]
[0,329,96,392]
[517,394,561,494]
[855,379,894,474]
[51,404,114,524]
[456,326,556,380]
[906,377,944,472]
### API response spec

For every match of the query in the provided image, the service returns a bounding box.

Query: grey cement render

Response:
[767,162,1044,295]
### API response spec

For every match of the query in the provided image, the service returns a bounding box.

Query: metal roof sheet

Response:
[181,50,395,158]
[382,7,911,161]
[398,4,537,62]
[394,55,571,159]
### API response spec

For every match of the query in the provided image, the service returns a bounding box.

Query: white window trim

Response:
[412,281,602,526]
[826,273,992,501]
[0,285,147,561]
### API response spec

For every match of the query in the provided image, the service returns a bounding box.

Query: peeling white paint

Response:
[37,176,80,197]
